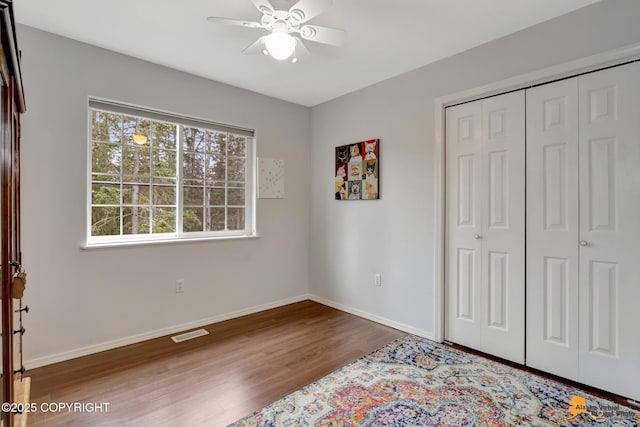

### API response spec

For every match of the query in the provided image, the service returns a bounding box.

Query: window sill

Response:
[81,233,259,250]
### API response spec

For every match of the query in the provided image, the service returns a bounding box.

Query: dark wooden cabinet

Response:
[0,1,26,426]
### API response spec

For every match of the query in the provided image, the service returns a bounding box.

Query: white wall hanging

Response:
[258,158,285,199]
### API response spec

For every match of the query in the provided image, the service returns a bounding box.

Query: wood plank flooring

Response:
[26,300,405,426]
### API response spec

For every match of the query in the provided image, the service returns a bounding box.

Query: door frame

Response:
[432,42,640,343]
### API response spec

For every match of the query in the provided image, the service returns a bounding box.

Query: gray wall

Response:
[18,25,311,365]
[309,0,640,337]
[18,0,640,366]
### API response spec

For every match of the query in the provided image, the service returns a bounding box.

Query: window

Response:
[87,99,255,245]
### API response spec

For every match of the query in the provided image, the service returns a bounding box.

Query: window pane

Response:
[123,174,150,185]
[227,180,244,188]
[227,188,245,206]
[92,206,120,236]
[183,152,205,180]
[153,185,175,206]
[123,207,150,235]
[153,122,177,150]
[91,110,110,142]
[227,208,245,231]
[228,135,246,157]
[92,174,120,182]
[152,207,176,233]
[93,174,120,183]
[205,207,225,231]
[183,207,203,232]
[92,143,121,175]
[208,132,227,154]
[184,185,204,206]
[123,145,151,176]
[183,127,207,153]
[92,183,120,205]
[123,115,153,146]
[227,158,245,182]
[153,176,176,185]
[92,110,122,144]
[205,155,225,183]
[206,187,225,206]
[152,149,177,177]
[123,184,150,205]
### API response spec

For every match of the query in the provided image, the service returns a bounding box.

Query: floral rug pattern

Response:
[229,335,639,426]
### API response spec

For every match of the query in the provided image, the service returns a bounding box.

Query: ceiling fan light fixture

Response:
[207,0,344,62]
[264,31,296,60]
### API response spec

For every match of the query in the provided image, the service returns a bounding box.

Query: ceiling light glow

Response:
[133,134,148,145]
[264,32,296,60]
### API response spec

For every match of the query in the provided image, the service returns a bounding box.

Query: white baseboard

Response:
[26,293,435,369]
[309,295,436,341]
[25,294,312,369]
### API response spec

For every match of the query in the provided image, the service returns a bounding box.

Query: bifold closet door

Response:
[527,61,640,401]
[526,78,580,380]
[577,62,640,401]
[445,100,482,351]
[445,91,525,364]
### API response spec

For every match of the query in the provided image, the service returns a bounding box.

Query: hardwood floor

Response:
[26,300,405,426]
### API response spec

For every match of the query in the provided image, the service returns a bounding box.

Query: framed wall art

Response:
[258,157,285,199]
[335,138,379,200]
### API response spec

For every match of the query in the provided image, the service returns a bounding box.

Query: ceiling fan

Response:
[207,0,345,63]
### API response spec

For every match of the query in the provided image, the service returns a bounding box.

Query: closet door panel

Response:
[578,61,640,401]
[526,79,580,380]
[480,92,525,364]
[446,91,525,364]
[445,102,483,350]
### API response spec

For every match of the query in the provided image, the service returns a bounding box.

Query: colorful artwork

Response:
[335,139,379,200]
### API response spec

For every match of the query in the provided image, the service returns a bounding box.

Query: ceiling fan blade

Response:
[206,16,263,29]
[299,24,344,46]
[293,37,310,58]
[289,0,332,23]
[250,0,275,15]
[242,37,267,55]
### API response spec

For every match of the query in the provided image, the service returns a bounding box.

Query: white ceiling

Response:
[15,0,599,107]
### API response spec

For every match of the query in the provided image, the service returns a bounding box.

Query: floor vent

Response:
[171,328,209,343]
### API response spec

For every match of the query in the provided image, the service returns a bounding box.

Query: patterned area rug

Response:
[232,335,640,427]
[229,335,639,426]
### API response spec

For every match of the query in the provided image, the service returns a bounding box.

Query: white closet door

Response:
[480,93,525,363]
[526,78,580,380]
[577,61,640,401]
[446,91,525,363]
[446,100,483,351]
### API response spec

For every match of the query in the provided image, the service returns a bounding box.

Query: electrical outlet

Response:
[176,279,185,293]
[374,273,382,287]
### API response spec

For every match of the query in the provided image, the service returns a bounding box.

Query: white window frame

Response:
[85,98,256,247]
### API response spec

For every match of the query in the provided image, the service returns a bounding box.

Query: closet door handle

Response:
[473,234,481,239]
[579,240,590,247]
